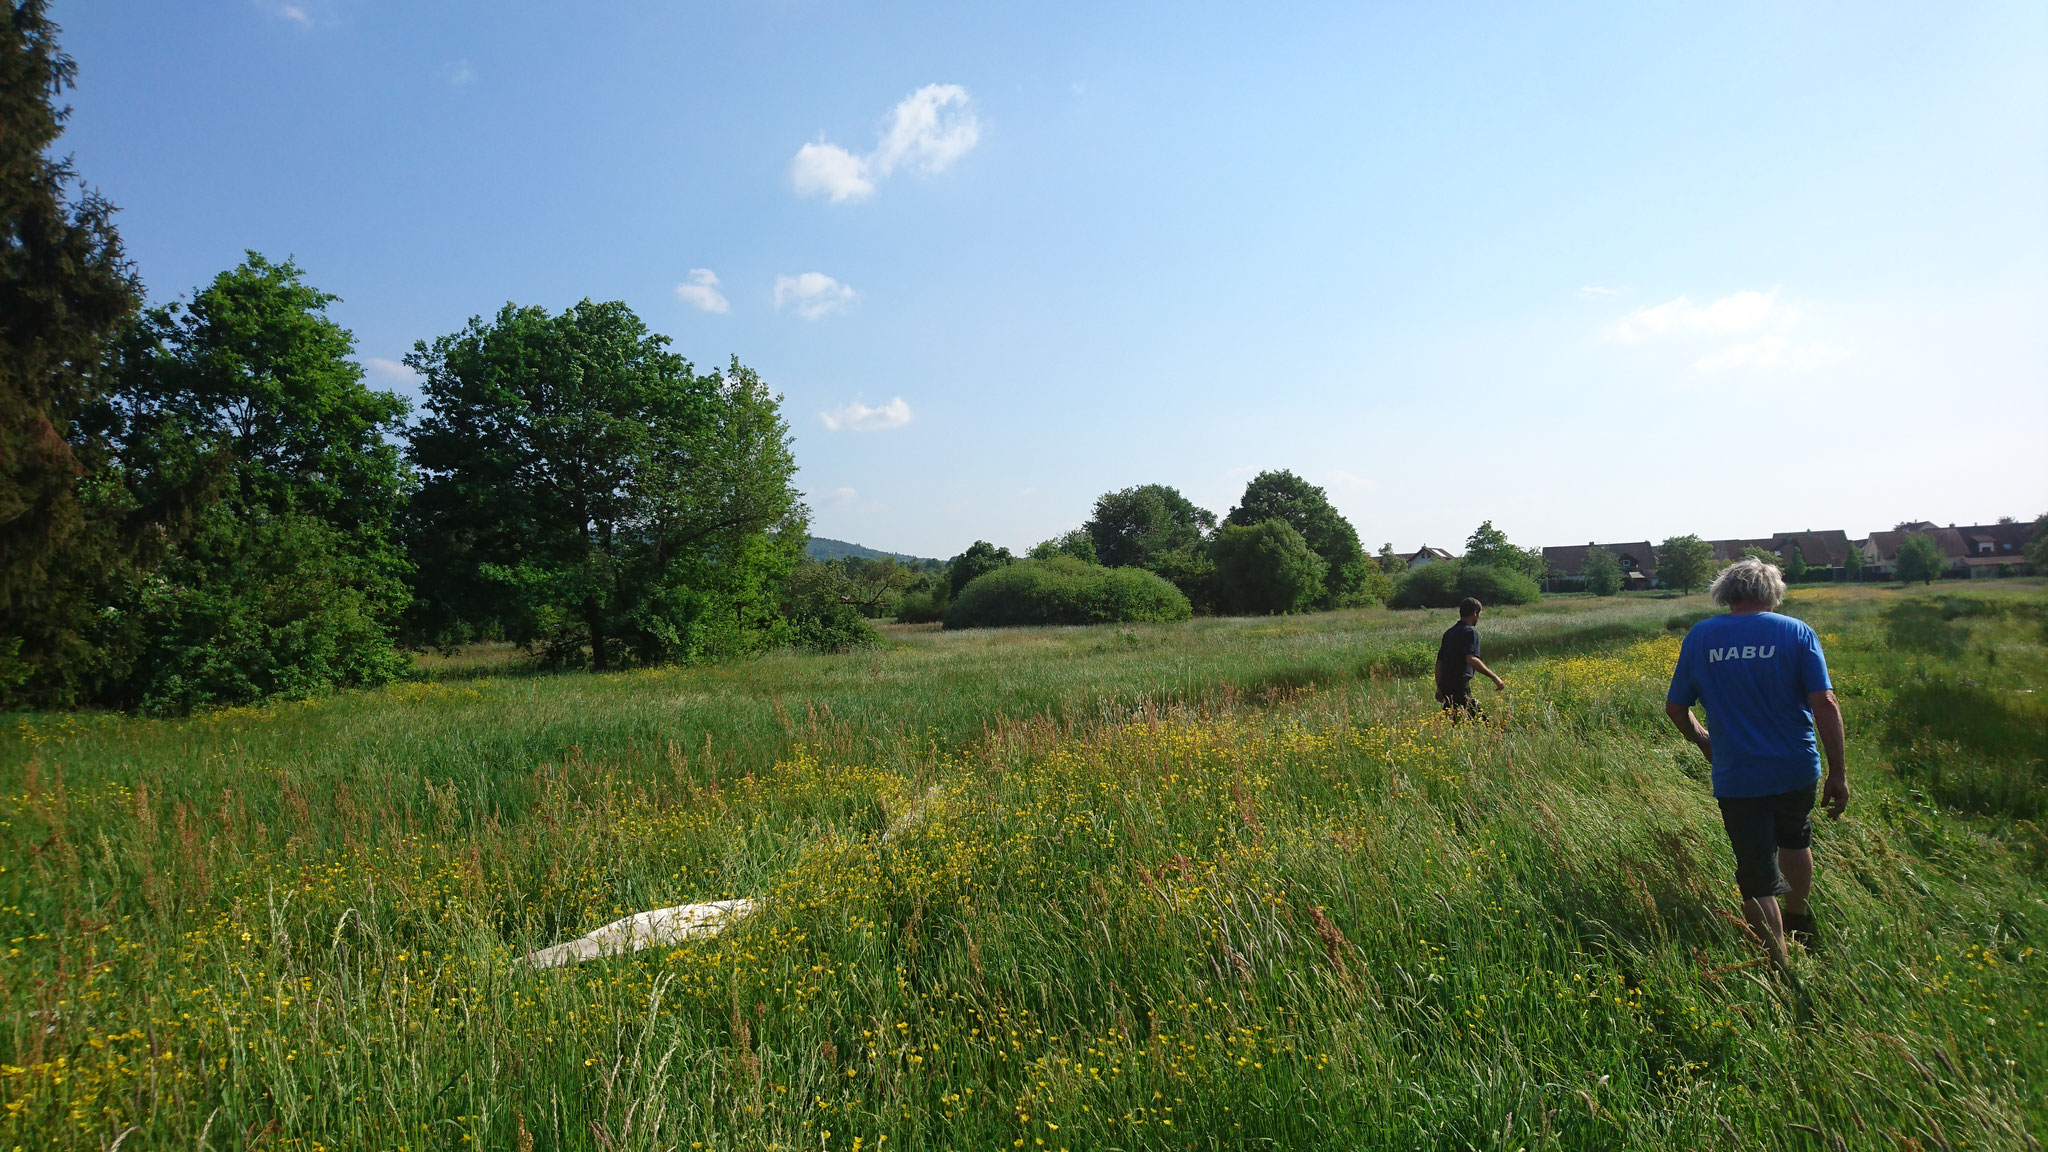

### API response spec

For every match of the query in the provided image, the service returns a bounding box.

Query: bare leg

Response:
[1778,847,1813,917]
[1743,894,1789,973]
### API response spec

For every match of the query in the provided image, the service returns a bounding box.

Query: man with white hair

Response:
[1664,558,1849,972]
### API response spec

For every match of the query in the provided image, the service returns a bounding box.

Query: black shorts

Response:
[1716,785,1816,899]
[1435,681,1482,719]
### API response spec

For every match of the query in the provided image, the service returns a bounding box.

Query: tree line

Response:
[786,477,1553,639]
[1,7,806,710]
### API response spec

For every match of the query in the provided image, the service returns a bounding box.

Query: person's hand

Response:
[1490,677,1505,693]
[1823,772,1850,819]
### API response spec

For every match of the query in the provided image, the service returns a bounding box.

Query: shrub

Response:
[1349,559,1396,608]
[1209,519,1326,616]
[1367,641,1435,679]
[1388,561,1541,610]
[780,562,878,652]
[125,509,412,713]
[943,557,1192,629]
[788,604,878,653]
[1895,533,1946,585]
[1387,562,1462,610]
[1583,547,1623,597]
[895,581,947,624]
[1457,564,1542,607]
[1145,544,1217,612]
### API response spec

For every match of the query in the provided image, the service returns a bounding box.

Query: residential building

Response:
[1539,542,1656,591]
[1862,522,2036,579]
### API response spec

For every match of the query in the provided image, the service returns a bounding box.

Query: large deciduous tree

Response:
[1225,469,1380,607]
[0,1,144,706]
[947,540,1015,597]
[105,254,414,711]
[1656,535,1716,593]
[405,300,806,669]
[1210,519,1326,615]
[1085,484,1214,569]
[1463,520,1545,580]
[1084,483,1216,604]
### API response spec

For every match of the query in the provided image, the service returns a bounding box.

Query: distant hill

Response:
[806,536,944,569]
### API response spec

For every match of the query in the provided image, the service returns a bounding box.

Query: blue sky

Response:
[60,2,2048,559]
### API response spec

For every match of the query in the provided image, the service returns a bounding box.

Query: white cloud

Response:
[774,272,855,320]
[674,268,730,314]
[790,84,980,202]
[819,397,911,432]
[1599,286,1849,375]
[363,357,417,383]
[1578,285,1624,298]
[1325,469,1377,492]
[1606,288,1798,343]
[870,84,981,178]
[790,142,875,203]
[1691,337,1848,375]
[827,487,858,506]
[448,59,476,86]
[259,0,323,25]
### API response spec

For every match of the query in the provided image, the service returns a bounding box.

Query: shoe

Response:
[1782,911,1817,950]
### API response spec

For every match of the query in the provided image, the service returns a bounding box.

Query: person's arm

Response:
[1467,654,1505,690]
[1810,689,1849,819]
[1665,701,1711,763]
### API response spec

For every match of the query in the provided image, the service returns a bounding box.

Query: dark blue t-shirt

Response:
[1436,622,1479,688]
[1666,611,1831,798]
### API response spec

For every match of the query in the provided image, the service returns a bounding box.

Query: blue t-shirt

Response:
[1666,611,1831,799]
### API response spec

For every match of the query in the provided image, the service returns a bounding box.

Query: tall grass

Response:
[1,586,2042,1149]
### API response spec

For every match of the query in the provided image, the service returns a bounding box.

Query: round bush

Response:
[1455,563,1542,607]
[788,603,878,653]
[943,557,1193,629]
[1388,561,1541,610]
[1210,519,1326,615]
[1387,562,1462,609]
[894,586,947,624]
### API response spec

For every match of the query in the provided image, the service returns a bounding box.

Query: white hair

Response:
[1708,557,1786,609]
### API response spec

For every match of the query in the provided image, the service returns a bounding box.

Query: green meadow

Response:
[2,583,2044,1151]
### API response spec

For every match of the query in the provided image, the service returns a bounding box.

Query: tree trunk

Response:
[586,598,607,671]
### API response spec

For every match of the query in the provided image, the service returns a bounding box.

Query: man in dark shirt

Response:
[1435,597,1505,719]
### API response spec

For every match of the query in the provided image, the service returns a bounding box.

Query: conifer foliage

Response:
[0,1,144,706]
